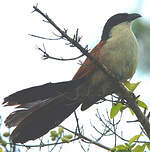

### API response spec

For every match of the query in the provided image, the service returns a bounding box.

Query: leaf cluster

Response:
[112,135,150,152]
[50,127,73,143]
[110,81,148,119]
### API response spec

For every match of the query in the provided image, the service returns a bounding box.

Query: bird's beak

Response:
[128,13,142,21]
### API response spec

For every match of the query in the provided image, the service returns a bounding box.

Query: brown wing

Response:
[73,41,106,80]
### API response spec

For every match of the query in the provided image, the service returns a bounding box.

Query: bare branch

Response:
[74,111,81,134]
[60,126,112,151]
[8,137,80,148]
[96,109,150,144]
[79,140,90,152]
[37,44,84,61]
[29,34,62,40]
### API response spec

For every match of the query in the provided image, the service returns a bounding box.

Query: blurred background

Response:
[0,0,150,151]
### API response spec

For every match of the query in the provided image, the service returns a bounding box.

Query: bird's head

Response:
[101,13,141,41]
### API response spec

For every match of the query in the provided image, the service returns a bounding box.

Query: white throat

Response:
[109,22,132,38]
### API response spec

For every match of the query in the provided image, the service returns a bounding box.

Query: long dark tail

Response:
[3,77,87,143]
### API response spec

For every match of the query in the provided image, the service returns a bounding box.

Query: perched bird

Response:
[3,13,141,143]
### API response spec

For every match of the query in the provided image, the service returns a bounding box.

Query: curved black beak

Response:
[128,13,142,21]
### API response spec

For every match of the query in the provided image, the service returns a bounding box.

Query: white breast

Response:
[99,22,138,81]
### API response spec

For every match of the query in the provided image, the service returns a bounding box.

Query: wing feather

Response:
[73,41,106,80]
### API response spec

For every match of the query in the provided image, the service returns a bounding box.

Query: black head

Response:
[101,13,141,41]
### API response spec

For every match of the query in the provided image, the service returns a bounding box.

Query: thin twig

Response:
[38,45,84,61]
[96,109,150,144]
[60,126,112,151]
[29,34,62,40]
[49,137,61,152]
[8,138,79,148]
[74,111,81,134]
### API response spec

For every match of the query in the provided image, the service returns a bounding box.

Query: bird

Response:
[3,13,141,143]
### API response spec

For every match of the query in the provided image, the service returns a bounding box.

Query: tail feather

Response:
[4,77,88,143]
[5,110,28,128]
[3,78,86,106]
[5,100,49,128]
[11,94,80,143]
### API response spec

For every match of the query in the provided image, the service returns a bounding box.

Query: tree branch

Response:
[96,109,150,144]
[8,137,79,148]
[37,45,84,61]
[29,34,62,40]
[61,126,111,151]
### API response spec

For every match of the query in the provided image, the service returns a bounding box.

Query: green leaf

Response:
[124,143,131,148]
[130,143,136,149]
[50,131,58,137]
[58,127,63,135]
[146,143,150,150]
[0,147,2,152]
[133,145,141,152]
[129,108,134,115]
[129,135,142,144]
[140,144,146,152]
[133,144,146,152]
[124,143,136,150]
[124,81,140,92]
[110,103,123,119]
[61,137,70,143]
[137,100,148,110]
[111,145,126,151]
[51,136,56,141]
[64,134,73,139]
[3,132,10,137]
[120,105,127,112]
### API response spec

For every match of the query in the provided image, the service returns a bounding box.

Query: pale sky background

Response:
[0,0,150,152]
